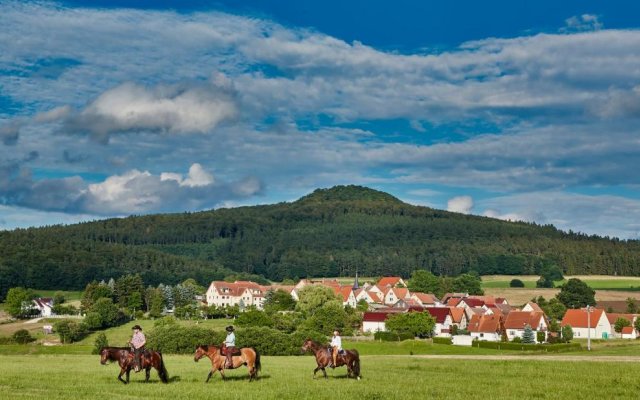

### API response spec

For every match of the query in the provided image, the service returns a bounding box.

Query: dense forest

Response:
[1,185,639,300]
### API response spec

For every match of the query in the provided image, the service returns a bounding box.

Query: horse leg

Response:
[118,367,128,384]
[205,369,215,383]
[322,367,328,379]
[145,367,151,382]
[219,368,226,381]
[126,367,131,383]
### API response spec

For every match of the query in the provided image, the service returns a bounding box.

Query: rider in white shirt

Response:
[329,330,342,368]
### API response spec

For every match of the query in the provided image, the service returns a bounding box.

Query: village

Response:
[196,276,636,344]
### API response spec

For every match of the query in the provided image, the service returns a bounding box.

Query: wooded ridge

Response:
[1,185,639,299]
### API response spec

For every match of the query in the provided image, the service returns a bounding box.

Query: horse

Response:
[193,344,261,382]
[99,346,169,384]
[301,339,361,380]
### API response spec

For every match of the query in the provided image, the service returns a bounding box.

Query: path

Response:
[379,354,640,363]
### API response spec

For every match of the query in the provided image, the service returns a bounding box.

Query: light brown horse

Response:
[193,344,261,382]
[99,346,169,384]
[301,339,361,380]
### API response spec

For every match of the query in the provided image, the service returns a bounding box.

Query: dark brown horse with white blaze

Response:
[193,345,261,382]
[301,339,361,380]
[99,347,169,384]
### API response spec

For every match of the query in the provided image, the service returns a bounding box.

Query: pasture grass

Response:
[32,289,83,301]
[1,352,639,399]
[481,275,640,290]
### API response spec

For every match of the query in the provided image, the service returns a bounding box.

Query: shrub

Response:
[510,279,525,288]
[0,336,14,345]
[54,320,89,343]
[537,331,546,343]
[146,319,221,354]
[236,309,274,328]
[92,332,109,354]
[511,337,522,343]
[374,331,414,341]
[472,341,581,352]
[433,337,453,345]
[561,325,574,342]
[12,329,35,344]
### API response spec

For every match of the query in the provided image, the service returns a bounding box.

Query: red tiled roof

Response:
[448,298,462,307]
[412,292,438,304]
[622,326,634,334]
[461,298,485,307]
[561,308,605,328]
[393,288,409,299]
[524,302,543,312]
[363,310,403,322]
[606,313,635,325]
[425,307,452,324]
[504,311,545,330]
[377,277,403,288]
[468,314,502,333]
[449,307,465,323]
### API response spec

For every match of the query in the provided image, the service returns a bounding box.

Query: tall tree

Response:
[556,278,595,309]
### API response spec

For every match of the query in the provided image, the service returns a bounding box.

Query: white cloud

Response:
[562,14,603,33]
[478,191,640,239]
[447,195,474,214]
[160,163,214,187]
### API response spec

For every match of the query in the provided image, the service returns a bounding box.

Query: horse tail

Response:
[351,349,360,379]
[157,352,169,384]
[253,348,261,372]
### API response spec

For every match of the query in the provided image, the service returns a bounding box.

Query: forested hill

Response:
[1,185,640,299]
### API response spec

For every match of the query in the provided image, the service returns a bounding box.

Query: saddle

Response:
[220,345,241,356]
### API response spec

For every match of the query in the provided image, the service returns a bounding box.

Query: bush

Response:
[537,331,546,343]
[433,337,453,345]
[54,320,89,343]
[12,329,35,344]
[374,331,414,341]
[472,341,581,352]
[146,318,221,354]
[511,337,522,343]
[92,332,109,354]
[510,279,525,288]
[0,336,15,345]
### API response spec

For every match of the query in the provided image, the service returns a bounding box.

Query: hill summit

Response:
[296,185,403,204]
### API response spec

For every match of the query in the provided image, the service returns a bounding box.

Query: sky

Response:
[1,0,640,239]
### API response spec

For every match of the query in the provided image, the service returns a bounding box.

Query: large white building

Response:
[205,281,269,310]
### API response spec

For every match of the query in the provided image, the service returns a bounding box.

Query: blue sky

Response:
[1,0,640,239]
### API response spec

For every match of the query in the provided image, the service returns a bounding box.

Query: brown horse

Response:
[193,344,261,382]
[99,346,169,384]
[301,339,361,380]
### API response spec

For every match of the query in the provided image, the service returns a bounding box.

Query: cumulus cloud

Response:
[478,192,640,239]
[447,195,474,214]
[562,14,603,33]
[0,163,262,215]
[59,79,237,142]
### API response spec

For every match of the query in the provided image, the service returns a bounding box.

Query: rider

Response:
[224,325,236,369]
[129,324,146,373]
[329,329,342,368]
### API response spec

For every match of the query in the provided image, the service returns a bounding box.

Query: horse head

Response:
[194,345,208,362]
[301,338,315,353]
[99,348,110,365]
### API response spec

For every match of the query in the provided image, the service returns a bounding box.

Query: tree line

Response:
[1,185,639,301]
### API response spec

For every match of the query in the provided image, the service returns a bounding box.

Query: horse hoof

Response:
[357,377,361,381]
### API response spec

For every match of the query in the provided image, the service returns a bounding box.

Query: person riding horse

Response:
[222,325,236,369]
[328,329,343,368]
[129,324,146,373]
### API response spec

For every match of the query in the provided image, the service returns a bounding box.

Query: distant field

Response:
[481,275,640,290]
[31,290,83,301]
[2,351,640,399]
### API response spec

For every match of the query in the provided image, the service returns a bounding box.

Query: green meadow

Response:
[2,350,640,400]
[481,275,640,290]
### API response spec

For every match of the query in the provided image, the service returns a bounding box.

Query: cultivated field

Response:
[2,349,640,399]
[481,275,640,305]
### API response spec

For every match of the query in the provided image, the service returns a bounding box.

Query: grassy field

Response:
[1,350,640,399]
[31,289,83,301]
[481,275,640,290]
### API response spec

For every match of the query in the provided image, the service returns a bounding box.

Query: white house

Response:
[561,308,611,339]
[504,311,548,343]
[362,310,404,333]
[425,307,454,337]
[32,298,54,317]
[383,287,410,306]
[205,281,268,310]
[622,326,638,339]
[468,314,502,342]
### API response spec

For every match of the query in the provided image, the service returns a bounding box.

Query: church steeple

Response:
[352,267,360,290]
